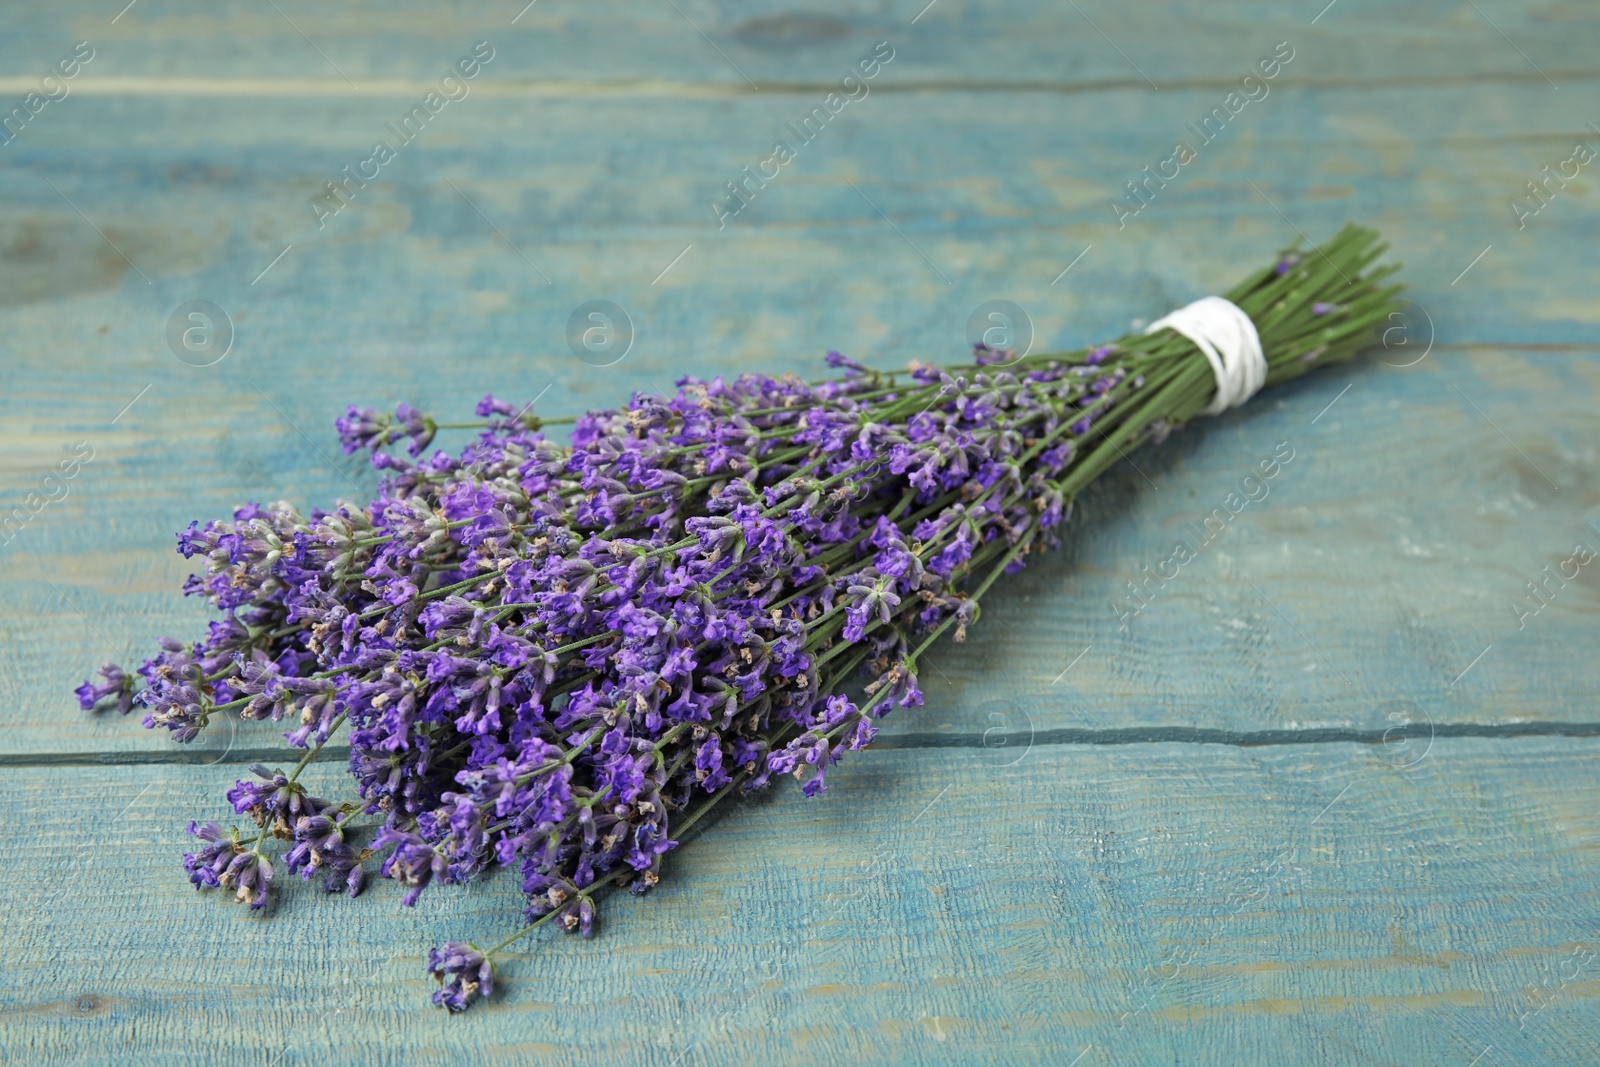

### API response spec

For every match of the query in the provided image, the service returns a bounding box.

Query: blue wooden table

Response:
[2,2,1598,1064]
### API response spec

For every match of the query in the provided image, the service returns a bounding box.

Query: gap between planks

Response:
[0,70,1597,99]
[10,719,1600,769]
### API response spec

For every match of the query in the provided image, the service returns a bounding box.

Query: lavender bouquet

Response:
[79,225,1402,1012]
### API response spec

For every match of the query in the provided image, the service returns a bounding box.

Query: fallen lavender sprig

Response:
[79,225,1403,1012]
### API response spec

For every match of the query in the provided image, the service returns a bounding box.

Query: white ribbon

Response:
[1144,296,1265,416]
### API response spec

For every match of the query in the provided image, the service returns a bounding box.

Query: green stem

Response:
[481,864,634,959]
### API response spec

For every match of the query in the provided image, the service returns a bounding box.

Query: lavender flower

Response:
[285,813,366,895]
[75,663,134,714]
[81,225,1405,1012]
[182,821,239,890]
[427,942,493,1012]
[334,406,392,454]
[219,847,274,909]
[375,826,448,907]
[227,764,332,837]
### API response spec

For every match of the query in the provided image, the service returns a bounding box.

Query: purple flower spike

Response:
[428,942,494,1013]
[218,847,274,909]
[182,821,239,890]
[972,342,1017,366]
[476,394,518,419]
[76,663,134,714]
[334,406,392,455]
[375,826,447,907]
[393,403,436,456]
[824,350,872,375]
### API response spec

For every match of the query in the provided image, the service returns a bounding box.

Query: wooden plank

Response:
[1,0,1596,87]
[1,4,1597,1066]
[2,81,1598,752]
[1,738,1597,1064]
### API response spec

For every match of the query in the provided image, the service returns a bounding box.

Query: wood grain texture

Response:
[3,741,1599,1066]
[2,0,1598,87]
[1,1,1597,1063]
[3,87,1599,749]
